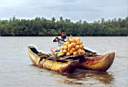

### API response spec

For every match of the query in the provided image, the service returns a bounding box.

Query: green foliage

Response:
[0,17,128,36]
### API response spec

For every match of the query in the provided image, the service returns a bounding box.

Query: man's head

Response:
[61,32,66,36]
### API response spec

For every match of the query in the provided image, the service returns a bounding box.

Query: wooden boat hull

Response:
[80,52,115,71]
[28,46,77,73]
[28,46,115,72]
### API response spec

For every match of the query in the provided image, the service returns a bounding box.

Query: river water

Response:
[0,37,128,87]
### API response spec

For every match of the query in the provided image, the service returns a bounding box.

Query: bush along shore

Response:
[0,17,128,36]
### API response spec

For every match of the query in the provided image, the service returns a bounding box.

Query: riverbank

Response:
[0,17,128,36]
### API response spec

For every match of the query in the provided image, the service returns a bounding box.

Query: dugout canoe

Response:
[28,46,115,73]
[28,46,78,73]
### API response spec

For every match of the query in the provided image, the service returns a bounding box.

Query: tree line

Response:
[0,16,128,36]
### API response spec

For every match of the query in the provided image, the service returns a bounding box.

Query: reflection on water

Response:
[60,69,113,86]
[31,64,114,87]
[66,69,113,84]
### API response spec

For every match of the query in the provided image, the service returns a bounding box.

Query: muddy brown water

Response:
[0,37,128,87]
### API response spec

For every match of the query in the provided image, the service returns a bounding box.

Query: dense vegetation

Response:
[0,17,128,36]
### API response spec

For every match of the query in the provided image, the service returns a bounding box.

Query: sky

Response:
[0,0,128,22]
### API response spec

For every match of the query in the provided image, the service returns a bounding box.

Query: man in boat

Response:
[53,32,67,46]
[51,32,67,54]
